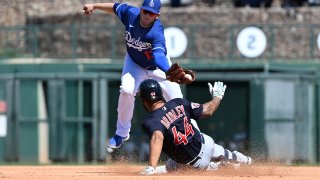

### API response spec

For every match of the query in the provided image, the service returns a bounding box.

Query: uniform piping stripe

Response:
[152,47,165,51]
[115,3,124,12]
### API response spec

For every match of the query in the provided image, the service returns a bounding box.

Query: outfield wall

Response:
[0,62,318,164]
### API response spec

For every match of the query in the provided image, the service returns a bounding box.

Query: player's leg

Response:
[189,133,251,171]
[210,136,252,166]
[108,54,147,149]
[188,133,216,170]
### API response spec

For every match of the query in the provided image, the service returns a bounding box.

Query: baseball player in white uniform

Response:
[83,0,196,149]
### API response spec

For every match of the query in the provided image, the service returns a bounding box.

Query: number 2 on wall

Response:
[247,35,256,50]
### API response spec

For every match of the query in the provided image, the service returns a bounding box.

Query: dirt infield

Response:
[0,164,319,180]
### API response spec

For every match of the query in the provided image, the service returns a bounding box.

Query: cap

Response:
[140,0,161,14]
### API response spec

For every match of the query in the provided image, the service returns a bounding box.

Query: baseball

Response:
[185,74,192,80]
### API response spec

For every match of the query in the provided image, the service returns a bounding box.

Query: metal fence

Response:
[1,24,320,61]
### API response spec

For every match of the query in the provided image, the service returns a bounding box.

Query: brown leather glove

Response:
[165,63,195,84]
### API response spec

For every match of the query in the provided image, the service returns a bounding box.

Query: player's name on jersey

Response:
[125,31,151,51]
[160,105,186,129]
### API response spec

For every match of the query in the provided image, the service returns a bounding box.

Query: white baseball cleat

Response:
[232,151,252,165]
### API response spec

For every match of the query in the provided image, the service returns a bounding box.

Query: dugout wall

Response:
[0,62,319,164]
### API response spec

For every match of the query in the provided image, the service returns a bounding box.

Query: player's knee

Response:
[120,86,135,96]
[120,73,135,95]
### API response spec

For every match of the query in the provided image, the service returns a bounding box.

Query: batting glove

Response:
[141,166,155,175]
[208,81,227,99]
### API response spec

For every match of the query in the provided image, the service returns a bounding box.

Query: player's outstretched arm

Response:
[83,3,115,15]
[200,81,226,118]
[141,131,164,175]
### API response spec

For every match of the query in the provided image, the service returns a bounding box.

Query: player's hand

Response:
[166,63,195,84]
[83,4,95,15]
[208,81,226,99]
[140,166,155,175]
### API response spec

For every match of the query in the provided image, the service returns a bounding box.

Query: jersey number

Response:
[144,50,153,60]
[172,117,195,145]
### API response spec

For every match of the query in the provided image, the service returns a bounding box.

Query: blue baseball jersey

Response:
[141,98,204,164]
[113,3,167,70]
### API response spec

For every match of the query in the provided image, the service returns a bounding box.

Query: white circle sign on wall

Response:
[164,27,188,58]
[236,27,267,58]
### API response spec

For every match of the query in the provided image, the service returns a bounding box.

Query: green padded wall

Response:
[187,81,250,153]
[19,80,38,162]
[249,79,268,159]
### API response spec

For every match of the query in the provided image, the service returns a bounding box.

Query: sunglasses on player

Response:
[141,9,158,17]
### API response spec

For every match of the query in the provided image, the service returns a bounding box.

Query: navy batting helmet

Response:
[137,79,163,102]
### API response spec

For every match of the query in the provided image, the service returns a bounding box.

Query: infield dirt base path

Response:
[0,164,319,180]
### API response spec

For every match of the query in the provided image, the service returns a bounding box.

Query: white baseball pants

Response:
[165,133,226,171]
[115,53,183,137]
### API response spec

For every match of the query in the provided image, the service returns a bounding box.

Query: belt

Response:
[188,134,205,166]
[145,66,157,70]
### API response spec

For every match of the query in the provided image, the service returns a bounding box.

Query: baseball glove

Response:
[165,63,195,84]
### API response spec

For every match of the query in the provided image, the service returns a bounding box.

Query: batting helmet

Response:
[137,79,163,102]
